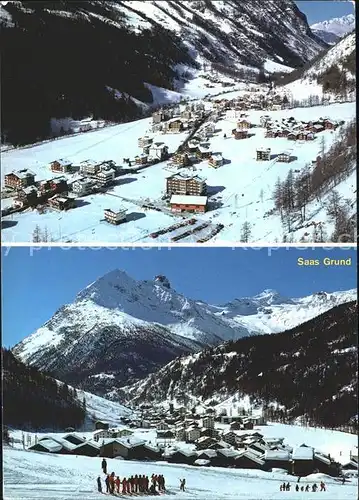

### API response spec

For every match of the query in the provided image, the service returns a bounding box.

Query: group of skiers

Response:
[98,459,168,496]
[280,481,326,492]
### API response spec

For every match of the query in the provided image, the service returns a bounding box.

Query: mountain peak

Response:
[154,275,171,289]
[311,14,355,38]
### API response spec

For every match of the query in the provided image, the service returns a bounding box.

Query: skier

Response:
[305,485,310,492]
[134,474,139,493]
[320,482,326,492]
[102,458,107,474]
[97,476,102,493]
[280,484,283,492]
[312,483,318,492]
[223,133,227,139]
[115,476,121,494]
[105,475,110,494]
[126,476,131,494]
[129,475,135,493]
[301,486,304,491]
[342,476,346,484]
[122,477,127,494]
[145,475,150,492]
[162,475,166,492]
[295,485,299,492]
[180,478,186,491]
[286,482,290,491]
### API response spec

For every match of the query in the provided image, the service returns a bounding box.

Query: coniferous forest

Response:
[1,1,195,145]
[121,301,358,433]
[2,349,86,430]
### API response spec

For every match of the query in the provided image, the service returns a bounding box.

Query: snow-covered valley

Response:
[1,99,356,244]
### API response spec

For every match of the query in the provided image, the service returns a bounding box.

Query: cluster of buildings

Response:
[151,102,206,134]
[27,407,358,478]
[136,137,169,165]
[261,116,341,141]
[165,171,208,214]
[4,169,75,210]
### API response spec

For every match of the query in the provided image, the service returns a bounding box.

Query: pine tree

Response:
[240,221,252,243]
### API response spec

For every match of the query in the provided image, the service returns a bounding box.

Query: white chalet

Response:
[94,429,112,441]
[72,178,94,196]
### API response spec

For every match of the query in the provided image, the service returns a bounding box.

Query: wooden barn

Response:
[73,442,100,457]
[292,446,314,476]
[48,194,76,211]
[264,449,291,472]
[14,186,38,208]
[232,129,249,140]
[50,159,72,173]
[208,153,223,168]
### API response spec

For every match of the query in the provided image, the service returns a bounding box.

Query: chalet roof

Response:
[197,449,217,458]
[314,452,331,465]
[53,158,72,166]
[104,208,127,215]
[170,195,207,206]
[279,151,291,156]
[39,436,77,451]
[151,143,168,150]
[210,154,223,161]
[198,145,212,153]
[63,433,86,443]
[74,441,100,451]
[197,436,215,444]
[97,168,115,175]
[31,439,63,453]
[22,186,38,195]
[8,169,35,179]
[168,172,205,182]
[102,438,145,449]
[257,148,271,153]
[243,450,265,465]
[218,448,240,458]
[292,446,314,460]
[264,449,290,461]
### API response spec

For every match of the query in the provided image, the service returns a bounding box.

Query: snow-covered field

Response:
[3,445,357,500]
[1,102,356,243]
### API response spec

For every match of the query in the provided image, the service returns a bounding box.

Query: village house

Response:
[232,129,249,140]
[256,148,271,161]
[164,119,183,133]
[196,436,217,450]
[234,450,265,470]
[94,429,113,441]
[297,131,315,141]
[265,129,278,139]
[138,135,153,149]
[14,186,39,208]
[201,427,220,440]
[208,153,223,168]
[172,152,192,168]
[226,109,243,121]
[79,159,100,176]
[100,439,146,459]
[152,109,172,124]
[323,119,337,130]
[170,194,208,214]
[157,421,170,431]
[264,449,291,472]
[237,119,251,130]
[222,431,239,447]
[50,159,73,174]
[149,143,169,161]
[104,208,127,225]
[95,168,116,186]
[277,151,292,163]
[47,194,75,211]
[196,144,212,160]
[4,169,35,190]
[260,115,271,127]
[186,427,201,443]
[72,178,94,196]
[175,427,186,441]
[63,434,86,446]
[95,421,109,431]
[30,436,76,455]
[201,416,215,429]
[165,450,197,465]
[287,132,299,141]
[73,441,100,457]
[135,153,148,166]
[166,172,206,196]
[180,109,192,120]
[276,128,291,138]
[292,445,314,476]
[212,448,239,468]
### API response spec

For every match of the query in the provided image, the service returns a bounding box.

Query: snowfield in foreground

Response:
[1,101,356,243]
[3,446,357,500]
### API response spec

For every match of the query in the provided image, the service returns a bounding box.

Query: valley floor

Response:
[3,446,358,500]
[1,98,356,243]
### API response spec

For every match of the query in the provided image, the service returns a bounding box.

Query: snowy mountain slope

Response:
[119,301,358,429]
[1,0,326,145]
[311,14,355,38]
[310,29,340,46]
[282,32,356,99]
[12,269,356,394]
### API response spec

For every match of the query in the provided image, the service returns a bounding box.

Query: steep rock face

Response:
[120,301,358,429]
[1,0,325,144]
[12,268,355,395]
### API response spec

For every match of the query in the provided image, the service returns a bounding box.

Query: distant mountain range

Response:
[12,269,356,395]
[119,301,358,430]
[311,14,355,45]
